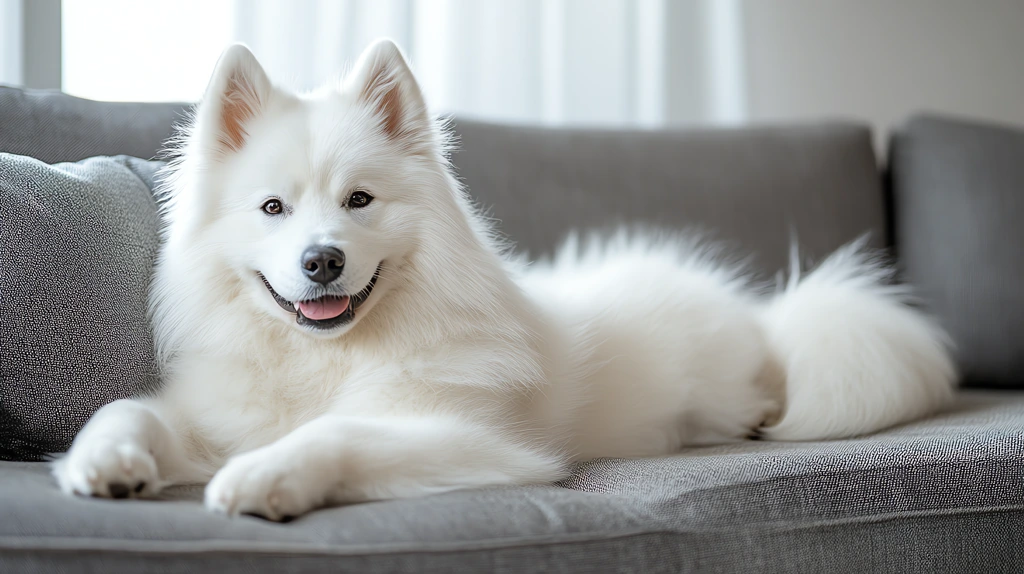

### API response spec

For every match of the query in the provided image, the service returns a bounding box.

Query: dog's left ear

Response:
[347,39,430,148]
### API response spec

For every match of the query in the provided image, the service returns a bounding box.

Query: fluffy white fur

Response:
[53,40,956,520]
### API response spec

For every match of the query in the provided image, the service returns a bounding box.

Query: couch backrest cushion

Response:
[1,86,886,276]
[452,120,885,275]
[0,86,187,163]
[890,114,1024,388]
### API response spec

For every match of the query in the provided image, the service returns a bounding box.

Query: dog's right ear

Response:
[195,44,272,157]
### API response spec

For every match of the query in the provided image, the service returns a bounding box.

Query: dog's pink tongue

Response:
[298,296,350,320]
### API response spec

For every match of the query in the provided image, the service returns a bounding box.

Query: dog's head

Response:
[171,40,445,339]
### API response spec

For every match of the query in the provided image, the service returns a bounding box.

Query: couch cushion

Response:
[1,390,1020,573]
[453,120,886,275]
[1,85,886,278]
[890,114,1024,388]
[0,154,164,460]
[0,86,187,163]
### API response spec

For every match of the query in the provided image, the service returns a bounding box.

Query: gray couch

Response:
[1,86,1022,573]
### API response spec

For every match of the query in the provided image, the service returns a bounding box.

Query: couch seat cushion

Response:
[1,390,1021,573]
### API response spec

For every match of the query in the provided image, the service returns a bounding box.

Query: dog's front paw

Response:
[204,449,324,521]
[54,437,161,499]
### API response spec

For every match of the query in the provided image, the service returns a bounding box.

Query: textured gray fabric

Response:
[0,86,187,163]
[1,391,1021,573]
[890,114,1024,388]
[451,120,886,276]
[0,154,164,460]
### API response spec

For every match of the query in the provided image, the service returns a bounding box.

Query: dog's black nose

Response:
[301,246,345,285]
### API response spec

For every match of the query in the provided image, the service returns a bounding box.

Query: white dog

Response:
[53,40,955,520]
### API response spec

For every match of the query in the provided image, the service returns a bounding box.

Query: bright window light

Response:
[62,0,236,102]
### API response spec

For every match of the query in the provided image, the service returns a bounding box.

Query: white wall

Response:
[741,0,1024,149]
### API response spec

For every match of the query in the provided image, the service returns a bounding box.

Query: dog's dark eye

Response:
[348,191,373,209]
[261,198,283,215]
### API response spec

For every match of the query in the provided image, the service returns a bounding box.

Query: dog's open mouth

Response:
[257,264,381,330]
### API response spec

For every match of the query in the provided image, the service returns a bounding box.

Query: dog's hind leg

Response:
[52,399,204,498]
[203,415,566,520]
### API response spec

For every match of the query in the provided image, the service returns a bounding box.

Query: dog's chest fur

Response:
[162,337,514,462]
[161,347,359,459]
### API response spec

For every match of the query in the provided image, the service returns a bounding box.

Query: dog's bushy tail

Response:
[758,239,956,441]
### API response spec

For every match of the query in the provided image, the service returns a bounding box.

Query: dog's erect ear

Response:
[197,44,272,155]
[347,39,430,147]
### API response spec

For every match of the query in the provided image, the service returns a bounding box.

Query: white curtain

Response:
[0,0,22,87]
[233,0,747,127]
[0,0,22,86]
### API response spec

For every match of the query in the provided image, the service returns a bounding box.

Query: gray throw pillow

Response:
[890,114,1024,388]
[0,154,163,460]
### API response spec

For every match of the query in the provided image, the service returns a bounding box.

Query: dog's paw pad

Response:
[107,482,131,499]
